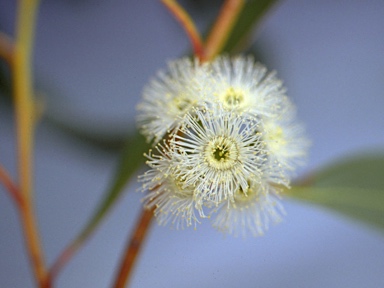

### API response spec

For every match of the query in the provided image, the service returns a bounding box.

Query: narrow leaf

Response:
[45,116,128,152]
[289,186,384,229]
[288,153,384,230]
[49,130,149,282]
[222,0,279,53]
[308,153,384,190]
[76,132,149,243]
[0,61,12,102]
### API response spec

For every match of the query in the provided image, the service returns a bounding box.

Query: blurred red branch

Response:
[203,0,245,61]
[112,207,155,288]
[161,0,204,60]
[0,165,23,207]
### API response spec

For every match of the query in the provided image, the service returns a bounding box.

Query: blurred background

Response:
[0,0,384,287]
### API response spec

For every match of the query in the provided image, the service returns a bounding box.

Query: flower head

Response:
[207,55,287,117]
[212,180,284,238]
[136,55,309,237]
[139,143,202,229]
[136,57,210,144]
[261,100,310,186]
[170,107,266,204]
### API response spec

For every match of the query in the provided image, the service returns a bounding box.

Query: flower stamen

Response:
[205,136,239,170]
[222,87,245,107]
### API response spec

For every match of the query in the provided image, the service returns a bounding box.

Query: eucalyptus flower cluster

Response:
[136,55,309,237]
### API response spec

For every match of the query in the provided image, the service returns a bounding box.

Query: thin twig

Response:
[45,239,81,287]
[203,0,245,61]
[13,0,47,286]
[112,207,154,288]
[161,0,204,60]
[0,165,23,207]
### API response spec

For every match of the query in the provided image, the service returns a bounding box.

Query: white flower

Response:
[262,100,310,186]
[171,107,267,204]
[211,180,284,238]
[136,57,210,144]
[136,55,309,237]
[207,55,287,117]
[142,175,201,229]
[138,143,202,229]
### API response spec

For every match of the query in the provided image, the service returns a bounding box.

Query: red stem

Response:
[203,0,245,61]
[112,207,154,288]
[0,165,23,207]
[161,0,204,60]
[44,240,80,287]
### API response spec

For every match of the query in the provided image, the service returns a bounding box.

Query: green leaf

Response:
[223,0,279,53]
[288,153,384,230]
[289,187,384,229]
[0,61,12,103]
[75,132,149,243]
[45,115,129,152]
[308,153,384,190]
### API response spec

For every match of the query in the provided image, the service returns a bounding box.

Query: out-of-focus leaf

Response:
[289,187,384,229]
[46,116,128,152]
[75,131,149,243]
[0,61,12,102]
[222,0,279,53]
[307,154,384,190]
[288,153,384,230]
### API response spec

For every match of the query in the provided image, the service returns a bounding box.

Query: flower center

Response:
[205,136,239,170]
[233,181,259,203]
[213,146,229,161]
[222,87,245,108]
[264,124,286,152]
[173,95,193,112]
[171,176,194,197]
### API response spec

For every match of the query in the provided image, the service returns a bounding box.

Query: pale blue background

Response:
[0,0,384,287]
